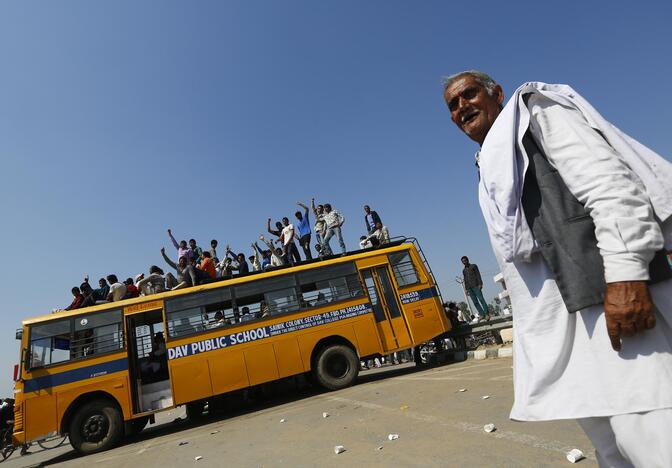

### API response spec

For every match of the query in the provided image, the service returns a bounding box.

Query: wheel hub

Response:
[82,414,107,442]
[326,354,349,379]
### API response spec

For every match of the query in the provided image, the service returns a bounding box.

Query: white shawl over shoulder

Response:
[478,82,672,263]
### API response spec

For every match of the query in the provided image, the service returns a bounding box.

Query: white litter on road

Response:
[323,412,330,418]
[566,449,585,463]
[280,418,286,423]
[482,395,490,400]
[376,446,384,451]
[388,434,399,441]
[194,456,203,461]
[334,445,346,454]
[483,424,496,433]
[458,388,467,392]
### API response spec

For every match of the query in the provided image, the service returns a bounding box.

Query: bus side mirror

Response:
[15,329,23,340]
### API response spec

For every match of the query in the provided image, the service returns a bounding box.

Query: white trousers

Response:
[578,408,672,468]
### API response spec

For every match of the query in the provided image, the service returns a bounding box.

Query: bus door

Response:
[125,309,173,414]
[361,266,412,352]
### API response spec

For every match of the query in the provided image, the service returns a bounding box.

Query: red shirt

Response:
[199,257,216,278]
[125,284,140,298]
[65,294,84,310]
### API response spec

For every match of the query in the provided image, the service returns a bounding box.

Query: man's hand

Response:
[167,229,171,234]
[604,281,656,352]
[160,247,165,254]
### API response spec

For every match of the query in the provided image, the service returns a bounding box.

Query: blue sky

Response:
[1,1,670,396]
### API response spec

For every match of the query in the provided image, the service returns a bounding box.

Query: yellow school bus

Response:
[11,239,448,455]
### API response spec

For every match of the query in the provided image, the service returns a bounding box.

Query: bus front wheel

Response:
[69,399,123,455]
[313,344,359,390]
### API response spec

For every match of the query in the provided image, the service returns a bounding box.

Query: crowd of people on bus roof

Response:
[60,201,391,311]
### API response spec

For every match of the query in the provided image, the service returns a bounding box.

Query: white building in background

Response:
[493,272,512,315]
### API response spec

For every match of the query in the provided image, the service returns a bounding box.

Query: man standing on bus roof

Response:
[296,201,313,260]
[363,205,382,235]
[281,216,302,264]
[189,238,203,265]
[321,203,346,255]
[311,198,327,247]
[443,70,672,466]
[461,256,489,322]
[167,228,194,263]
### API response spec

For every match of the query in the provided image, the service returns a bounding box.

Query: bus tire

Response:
[68,399,123,455]
[414,346,427,367]
[313,344,359,391]
[186,401,206,420]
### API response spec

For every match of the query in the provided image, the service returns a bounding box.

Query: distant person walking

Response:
[461,256,489,321]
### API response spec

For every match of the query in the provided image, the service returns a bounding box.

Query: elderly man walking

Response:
[443,70,672,467]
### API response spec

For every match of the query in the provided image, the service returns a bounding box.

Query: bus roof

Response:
[21,238,419,326]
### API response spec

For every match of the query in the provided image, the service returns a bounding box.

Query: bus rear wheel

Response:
[313,344,359,391]
[69,399,123,455]
[186,401,206,420]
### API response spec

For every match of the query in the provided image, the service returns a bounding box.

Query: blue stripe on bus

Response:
[23,357,128,393]
[399,286,438,305]
[168,303,373,360]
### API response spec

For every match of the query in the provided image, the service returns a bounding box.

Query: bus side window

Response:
[235,276,299,320]
[388,251,421,287]
[29,319,71,368]
[71,310,124,358]
[298,262,364,308]
[166,289,232,337]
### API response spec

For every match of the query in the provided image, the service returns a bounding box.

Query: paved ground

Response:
[5,358,596,467]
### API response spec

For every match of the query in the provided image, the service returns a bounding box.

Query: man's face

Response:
[179,257,187,268]
[317,205,324,214]
[282,218,289,226]
[461,257,469,266]
[189,240,196,249]
[99,280,106,288]
[180,241,187,249]
[364,205,370,214]
[212,241,217,248]
[444,75,503,145]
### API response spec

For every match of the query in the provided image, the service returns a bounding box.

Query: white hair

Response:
[442,70,498,95]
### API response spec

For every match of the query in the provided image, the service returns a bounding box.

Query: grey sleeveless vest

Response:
[520,132,671,313]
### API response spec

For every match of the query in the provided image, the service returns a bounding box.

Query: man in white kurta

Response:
[443,71,672,468]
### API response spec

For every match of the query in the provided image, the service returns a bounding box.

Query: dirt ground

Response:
[5,358,596,468]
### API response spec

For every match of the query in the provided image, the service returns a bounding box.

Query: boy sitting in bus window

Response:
[241,307,255,322]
